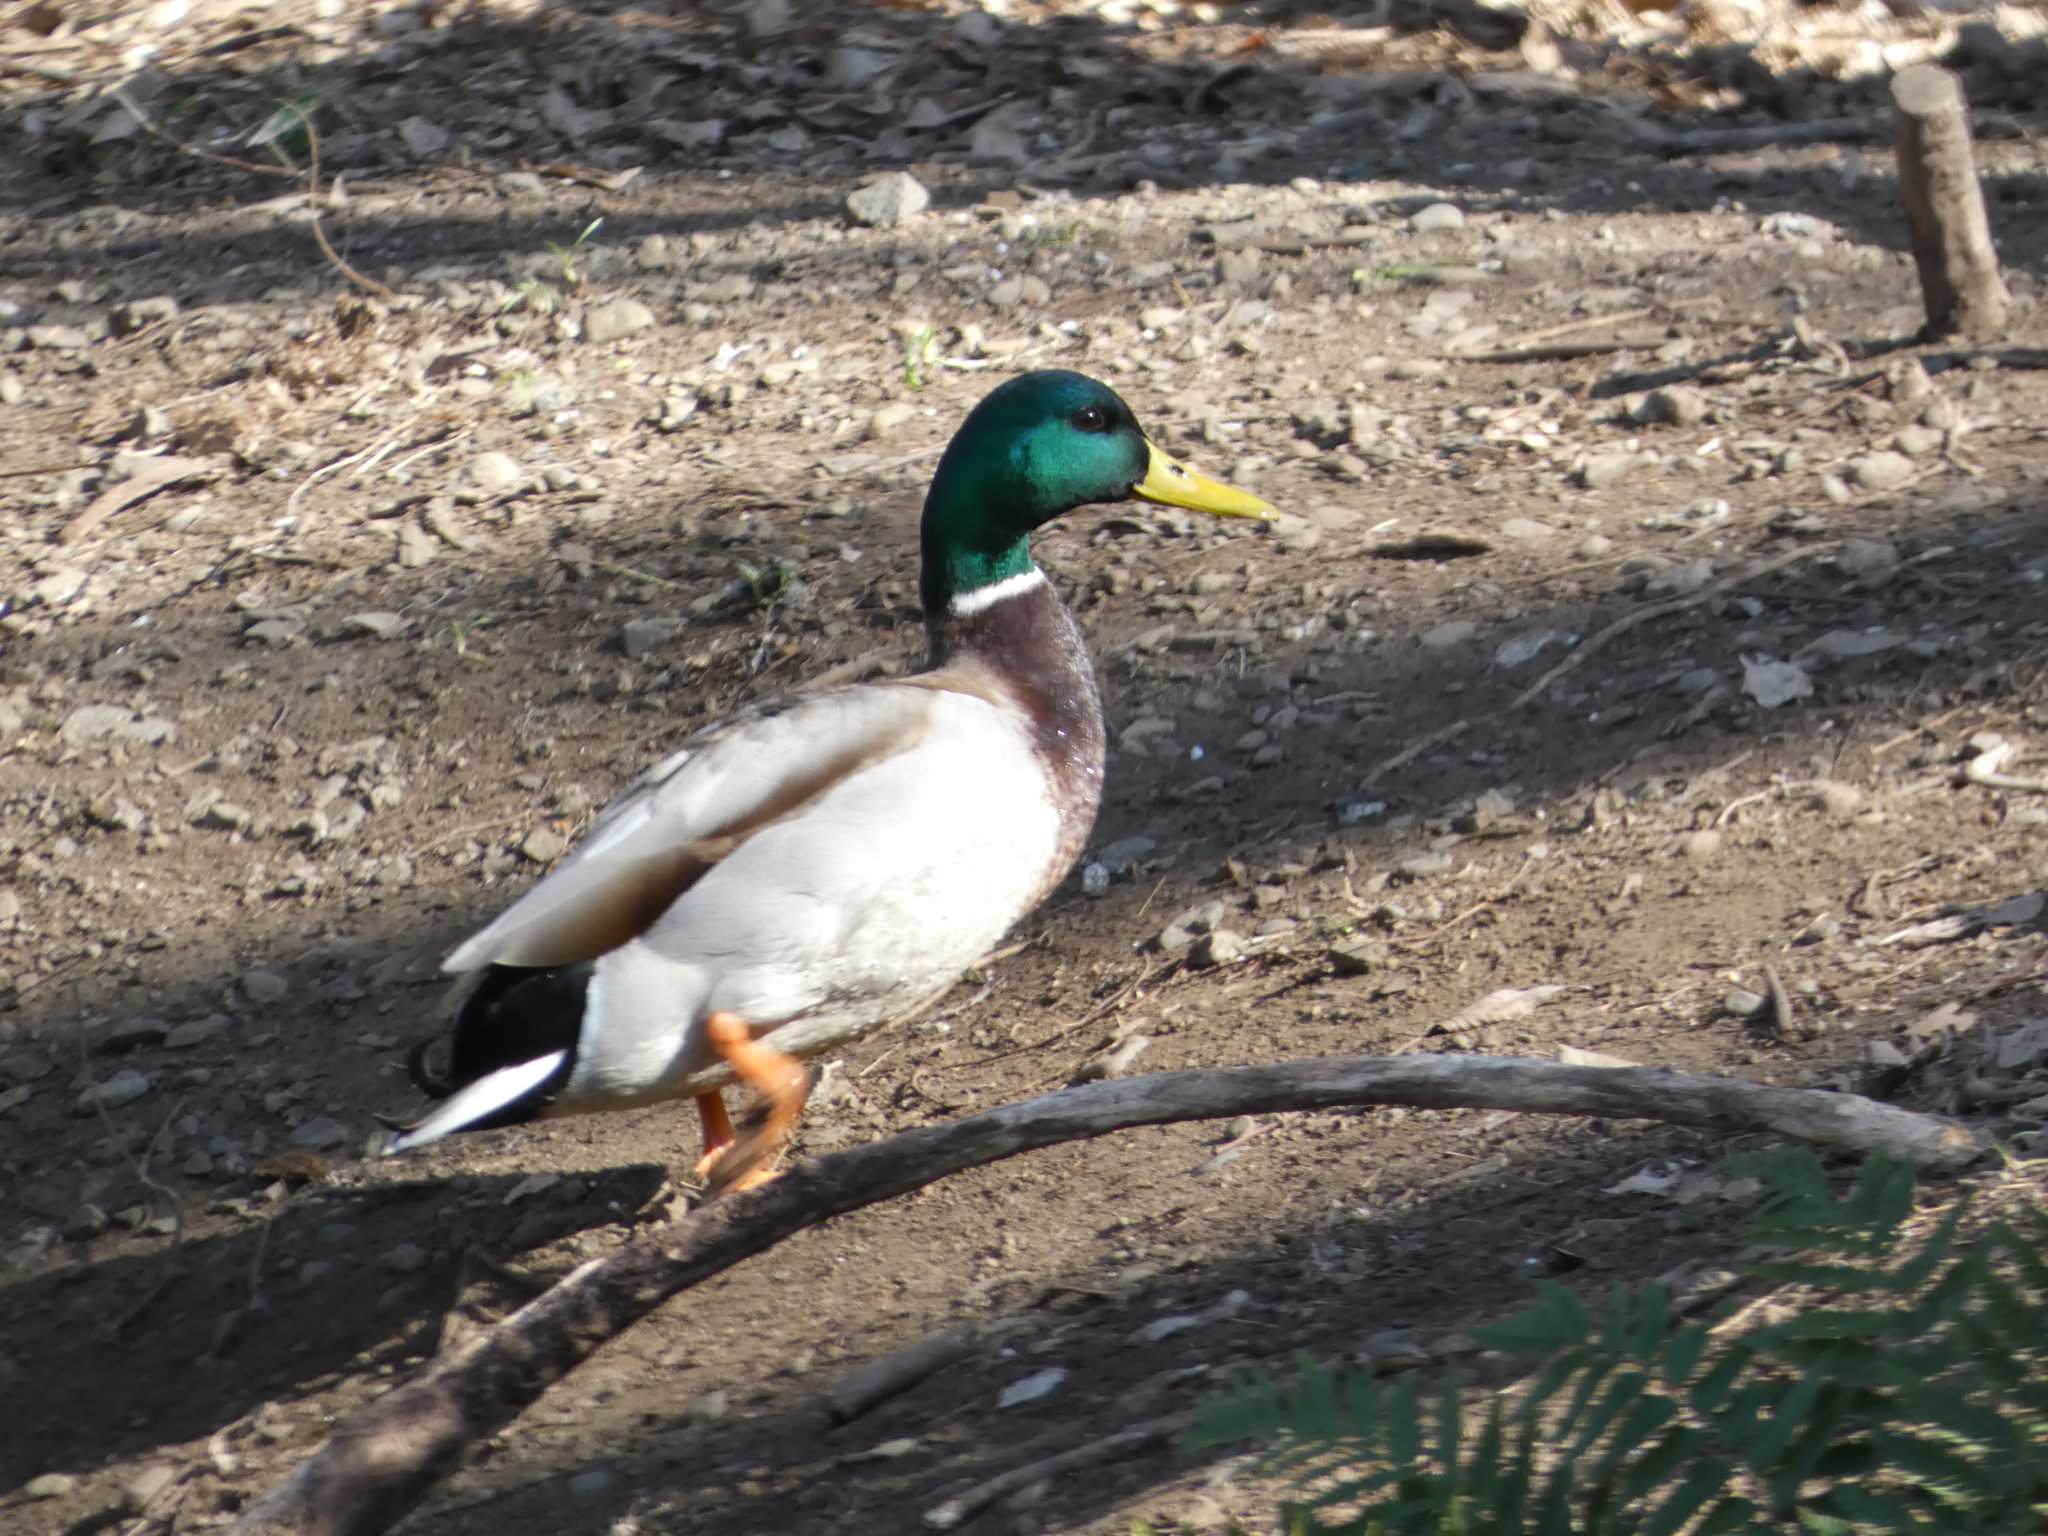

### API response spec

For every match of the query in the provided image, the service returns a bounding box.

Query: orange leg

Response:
[693,1092,737,1183]
[697,1012,809,1196]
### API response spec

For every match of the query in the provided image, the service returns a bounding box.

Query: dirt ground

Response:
[4,0,2048,1531]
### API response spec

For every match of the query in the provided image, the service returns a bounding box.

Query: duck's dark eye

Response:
[1075,405,1109,432]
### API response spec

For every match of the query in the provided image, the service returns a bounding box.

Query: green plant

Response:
[903,325,939,390]
[546,216,605,288]
[736,559,797,610]
[1190,1151,2048,1534]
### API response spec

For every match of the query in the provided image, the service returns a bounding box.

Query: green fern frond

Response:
[1192,1148,2048,1536]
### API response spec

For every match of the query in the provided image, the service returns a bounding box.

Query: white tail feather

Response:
[382,1051,568,1155]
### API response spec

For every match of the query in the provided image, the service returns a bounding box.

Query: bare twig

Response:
[230,1054,1983,1536]
[924,1412,1189,1530]
[1512,547,1820,712]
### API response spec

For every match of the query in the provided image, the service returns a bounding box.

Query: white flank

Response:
[382,1050,569,1155]
[949,566,1046,619]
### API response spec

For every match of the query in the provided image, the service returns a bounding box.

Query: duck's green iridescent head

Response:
[919,370,1273,614]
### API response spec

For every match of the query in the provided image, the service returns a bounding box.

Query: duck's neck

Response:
[924,561,1106,856]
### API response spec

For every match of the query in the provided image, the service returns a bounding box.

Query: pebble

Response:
[1073,1034,1152,1081]
[867,401,917,439]
[112,296,180,335]
[1806,781,1864,821]
[1189,929,1247,969]
[1156,898,1225,953]
[1722,987,1767,1018]
[1680,829,1723,860]
[1420,619,1476,650]
[1577,534,1614,558]
[383,1241,431,1273]
[1836,536,1899,580]
[24,1472,79,1500]
[0,370,23,405]
[997,1367,1067,1408]
[1632,386,1708,427]
[1845,451,1913,492]
[1576,450,1643,489]
[396,521,437,568]
[344,611,407,640]
[846,171,930,228]
[568,1467,621,1502]
[166,1016,229,1049]
[584,298,655,343]
[1409,202,1466,232]
[292,1116,350,1150]
[77,1069,152,1113]
[470,452,525,493]
[30,567,89,607]
[622,617,684,658]
[242,969,290,1004]
[59,708,176,753]
[1498,517,1555,542]
[521,827,569,864]
[122,1463,177,1513]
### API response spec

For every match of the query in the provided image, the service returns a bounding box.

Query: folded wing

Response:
[443,685,936,973]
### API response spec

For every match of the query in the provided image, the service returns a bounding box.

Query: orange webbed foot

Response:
[695,1013,808,1198]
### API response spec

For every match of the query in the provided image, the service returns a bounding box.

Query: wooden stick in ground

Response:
[1892,64,2011,341]
[229,1055,1984,1536]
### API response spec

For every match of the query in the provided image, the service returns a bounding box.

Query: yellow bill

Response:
[1134,440,1276,521]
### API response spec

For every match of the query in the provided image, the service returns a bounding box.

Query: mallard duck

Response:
[385,369,1273,1192]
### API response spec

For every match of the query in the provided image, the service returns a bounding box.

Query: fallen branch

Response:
[231,1055,1984,1536]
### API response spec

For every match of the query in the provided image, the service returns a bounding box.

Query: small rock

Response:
[621,618,684,659]
[1845,452,1913,492]
[1680,829,1722,861]
[165,1016,230,1049]
[1409,202,1465,232]
[568,1467,621,1503]
[867,401,917,439]
[1072,1034,1152,1082]
[111,296,180,336]
[521,827,569,864]
[1189,929,1247,969]
[77,1069,152,1113]
[1498,517,1554,542]
[244,618,302,649]
[1835,536,1899,580]
[584,298,656,344]
[1806,781,1863,821]
[344,611,407,640]
[383,1241,431,1274]
[1328,940,1385,976]
[242,969,290,1005]
[470,452,525,493]
[1156,898,1225,953]
[292,1116,350,1150]
[1576,534,1613,559]
[396,521,436,568]
[60,704,176,746]
[197,801,253,831]
[1633,386,1709,428]
[1421,619,1476,650]
[1576,451,1643,489]
[24,1472,79,1501]
[1722,987,1768,1018]
[65,1203,109,1240]
[122,1464,177,1514]
[846,171,930,229]
[30,567,89,607]
[997,1367,1067,1409]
